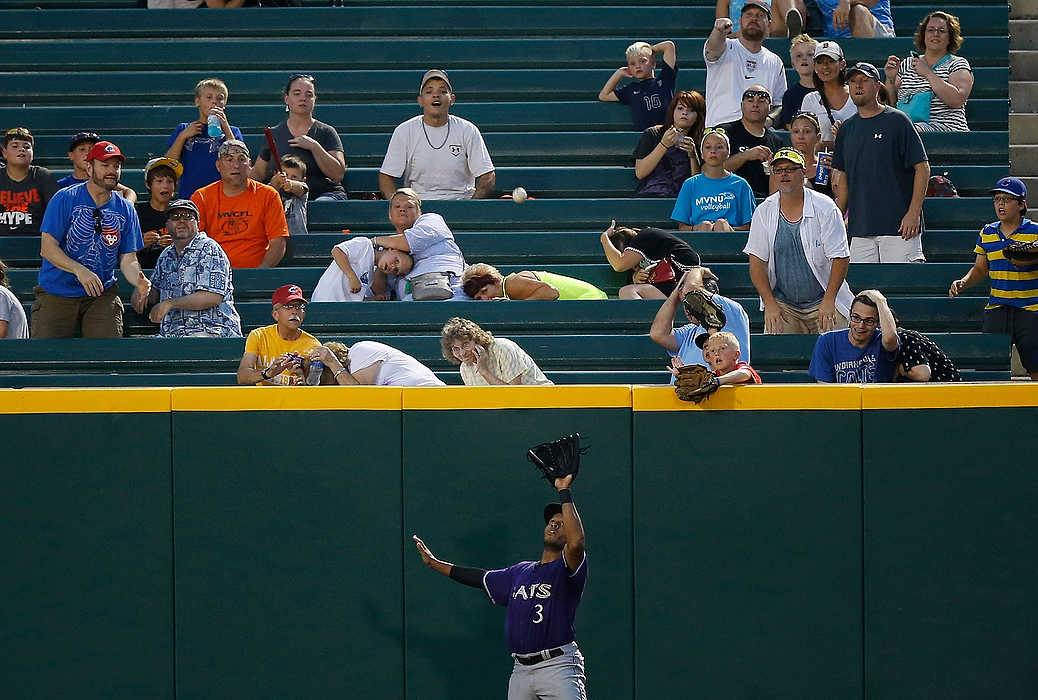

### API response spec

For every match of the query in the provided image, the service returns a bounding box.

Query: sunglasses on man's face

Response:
[93,208,103,236]
[742,90,771,102]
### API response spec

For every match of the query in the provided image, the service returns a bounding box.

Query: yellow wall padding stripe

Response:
[861,383,1038,409]
[402,385,633,410]
[0,387,171,415]
[171,386,402,411]
[632,384,862,411]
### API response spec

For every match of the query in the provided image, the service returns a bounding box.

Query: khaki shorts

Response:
[775,300,849,335]
[30,285,124,338]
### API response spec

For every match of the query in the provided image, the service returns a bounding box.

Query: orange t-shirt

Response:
[191,179,289,268]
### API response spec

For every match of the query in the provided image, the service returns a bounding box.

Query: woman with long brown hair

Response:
[632,90,706,197]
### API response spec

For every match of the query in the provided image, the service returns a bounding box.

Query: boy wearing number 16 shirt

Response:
[412,473,589,700]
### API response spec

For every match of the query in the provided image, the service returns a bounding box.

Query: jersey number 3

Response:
[532,604,544,624]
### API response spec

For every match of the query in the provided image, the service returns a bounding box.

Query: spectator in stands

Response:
[670,128,756,232]
[371,188,467,301]
[721,85,783,196]
[799,41,854,147]
[380,70,495,201]
[0,257,28,339]
[715,0,806,38]
[833,62,929,263]
[462,263,607,300]
[165,78,245,199]
[598,41,678,132]
[633,90,705,198]
[704,2,787,127]
[777,35,818,129]
[893,321,961,382]
[744,148,853,334]
[440,317,553,385]
[600,220,701,299]
[269,154,309,236]
[135,157,182,269]
[650,266,751,383]
[57,131,137,203]
[237,283,321,385]
[669,331,762,385]
[809,289,899,382]
[0,127,59,236]
[32,141,150,338]
[312,235,383,302]
[131,199,242,338]
[884,11,973,133]
[949,177,1038,380]
[192,139,289,268]
[254,74,348,201]
[788,112,832,197]
[818,0,893,38]
[308,340,445,386]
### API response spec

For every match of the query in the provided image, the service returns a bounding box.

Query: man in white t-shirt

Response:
[704,0,788,127]
[379,69,496,201]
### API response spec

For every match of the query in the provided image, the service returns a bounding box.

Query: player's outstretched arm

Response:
[554,475,586,570]
[412,534,487,588]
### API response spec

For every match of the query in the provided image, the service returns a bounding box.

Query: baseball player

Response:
[412,473,588,699]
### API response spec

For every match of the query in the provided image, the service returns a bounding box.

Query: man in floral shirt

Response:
[131,199,242,337]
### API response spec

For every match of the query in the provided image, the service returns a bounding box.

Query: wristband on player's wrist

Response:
[259,368,270,380]
[558,488,573,504]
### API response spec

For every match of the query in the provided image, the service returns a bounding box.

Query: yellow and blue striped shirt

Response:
[975,219,1038,312]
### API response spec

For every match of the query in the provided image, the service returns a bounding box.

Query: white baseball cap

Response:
[814,41,844,61]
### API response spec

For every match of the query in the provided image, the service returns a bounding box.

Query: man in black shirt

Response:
[720,86,784,197]
[135,157,183,268]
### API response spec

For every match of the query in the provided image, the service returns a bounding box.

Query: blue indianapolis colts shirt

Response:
[482,553,588,655]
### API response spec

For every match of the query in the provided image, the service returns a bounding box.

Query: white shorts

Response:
[849,235,925,263]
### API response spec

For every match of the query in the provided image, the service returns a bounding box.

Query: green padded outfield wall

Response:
[2,384,1036,700]
[0,389,174,700]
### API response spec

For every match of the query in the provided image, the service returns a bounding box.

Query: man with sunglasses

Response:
[809,289,899,382]
[0,127,59,236]
[33,140,149,338]
[721,85,784,196]
[131,199,241,338]
[744,148,853,334]
[704,0,787,127]
[237,283,320,385]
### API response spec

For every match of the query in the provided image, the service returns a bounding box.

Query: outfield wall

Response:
[2,385,1035,700]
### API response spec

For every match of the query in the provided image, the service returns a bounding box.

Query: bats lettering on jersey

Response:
[512,583,552,600]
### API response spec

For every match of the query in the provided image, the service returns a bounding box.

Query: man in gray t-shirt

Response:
[0,260,28,339]
[832,62,930,263]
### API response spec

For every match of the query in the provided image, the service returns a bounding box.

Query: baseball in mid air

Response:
[511,187,528,203]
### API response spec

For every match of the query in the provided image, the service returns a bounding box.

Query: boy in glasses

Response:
[33,140,149,338]
[57,131,137,203]
[0,127,59,236]
[809,289,899,382]
[165,77,243,199]
[597,40,678,131]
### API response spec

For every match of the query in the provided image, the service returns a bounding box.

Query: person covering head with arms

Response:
[132,199,242,338]
[379,69,496,201]
[308,340,444,386]
[949,177,1038,380]
[32,140,149,338]
[254,74,347,201]
[237,284,320,385]
[832,62,930,263]
[809,289,899,382]
[440,317,553,385]
[600,220,701,299]
[413,469,589,699]
[462,263,607,301]
[744,148,853,334]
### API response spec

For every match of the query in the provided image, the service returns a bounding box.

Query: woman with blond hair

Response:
[440,317,552,386]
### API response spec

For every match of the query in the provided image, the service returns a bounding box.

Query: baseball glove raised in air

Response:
[674,364,720,403]
[682,288,726,330]
[1003,240,1038,267]
[527,434,589,483]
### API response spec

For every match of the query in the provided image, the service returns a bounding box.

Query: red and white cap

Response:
[87,140,125,162]
[272,284,306,306]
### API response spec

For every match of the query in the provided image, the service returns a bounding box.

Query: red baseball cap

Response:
[87,140,125,162]
[272,284,306,306]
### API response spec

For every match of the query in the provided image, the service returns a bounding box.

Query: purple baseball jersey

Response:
[482,553,588,655]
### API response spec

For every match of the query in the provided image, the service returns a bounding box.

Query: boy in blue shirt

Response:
[164,77,244,199]
[809,289,899,382]
[598,40,678,131]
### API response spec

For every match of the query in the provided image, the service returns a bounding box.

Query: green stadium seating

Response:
[0,6,1008,39]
